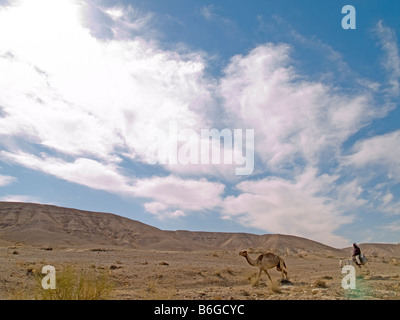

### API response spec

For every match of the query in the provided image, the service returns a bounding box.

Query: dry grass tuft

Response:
[34,265,113,300]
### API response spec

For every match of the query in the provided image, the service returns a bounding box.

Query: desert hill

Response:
[0,202,398,257]
[171,230,342,254]
[0,201,213,250]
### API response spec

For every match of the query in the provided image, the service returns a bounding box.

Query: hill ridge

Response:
[1,202,399,257]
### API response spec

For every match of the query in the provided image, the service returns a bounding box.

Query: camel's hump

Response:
[257,252,278,261]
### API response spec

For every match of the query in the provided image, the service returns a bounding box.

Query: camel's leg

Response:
[257,268,262,280]
[276,264,287,280]
[263,269,272,282]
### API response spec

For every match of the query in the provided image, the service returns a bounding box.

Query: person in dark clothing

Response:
[352,243,362,267]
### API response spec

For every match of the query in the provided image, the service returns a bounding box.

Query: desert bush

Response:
[35,265,113,300]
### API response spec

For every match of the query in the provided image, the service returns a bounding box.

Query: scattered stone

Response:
[110,265,122,270]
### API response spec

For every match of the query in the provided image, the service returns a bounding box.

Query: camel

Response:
[239,250,288,283]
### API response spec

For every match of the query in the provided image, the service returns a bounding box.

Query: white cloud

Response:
[0,151,226,220]
[341,130,400,217]
[199,5,215,21]
[379,193,400,215]
[132,175,225,219]
[0,150,135,194]
[374,21,400,96]
[219,43,379,173]
[343,130,400,180]
[0,174,16,187]
[0,0,247,196]
[0,2,383,183]
[222,167,354,247]
[199,4,233,27]
[101,4,155,39]
[0,0,213,168]
[384,221,400,232]
[144,202,186,220]
[215,42,390,246]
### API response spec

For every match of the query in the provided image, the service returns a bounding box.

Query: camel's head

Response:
[239,250,247,257]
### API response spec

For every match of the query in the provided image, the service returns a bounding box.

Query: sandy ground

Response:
[1,245,399,300]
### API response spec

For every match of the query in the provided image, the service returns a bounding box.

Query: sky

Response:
[0,0,399,248]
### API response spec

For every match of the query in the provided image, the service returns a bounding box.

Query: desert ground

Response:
[1,245,399,300]
[1,202,399,300]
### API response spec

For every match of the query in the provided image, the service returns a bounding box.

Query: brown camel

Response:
[239,250,288,283]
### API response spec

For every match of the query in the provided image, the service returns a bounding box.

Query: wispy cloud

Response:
[0,194,41,203]
[0,0,213,169]
[199,4,215,21]
[216,41,394,246]
[384,221,400,232]
[222,167,354,247]
[0,151,135,194]
[198,4,235,30]
[341,129,400,217]
[343,130,400,182]
[219,43,380,172]
[132,175,225,219]
[0,174,16,187]
[98,3,155,39]
[374,20,400,96]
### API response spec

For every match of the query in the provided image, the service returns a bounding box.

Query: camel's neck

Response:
[244,254,257,267]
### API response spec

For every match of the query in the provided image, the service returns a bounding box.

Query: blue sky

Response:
[0,0,399,247]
